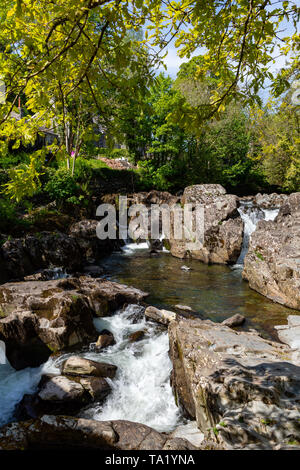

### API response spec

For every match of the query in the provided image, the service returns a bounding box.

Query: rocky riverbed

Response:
[0,184,299,450]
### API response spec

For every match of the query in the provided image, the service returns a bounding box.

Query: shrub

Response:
[137,159,185,191]
[44,168,78,203]
[97,148,131,160]
[0,198,30,233]
[0,151,30,169]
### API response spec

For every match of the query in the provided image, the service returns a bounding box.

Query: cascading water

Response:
[0,358,59,426]
[235,201,279,267]
[80,304,181,432]
[0,304,181,432]
[121,241,149,255]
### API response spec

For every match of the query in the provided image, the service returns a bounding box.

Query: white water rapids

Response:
[0,358,59,427]
[0,303,181,431]
[81,304,181,432]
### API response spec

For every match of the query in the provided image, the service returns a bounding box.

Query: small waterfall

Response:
[0,357,60,426]
[121,241,149,255]
[0,305,181,431]
[235,202,279,267]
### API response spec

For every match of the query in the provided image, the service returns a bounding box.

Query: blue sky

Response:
[155,11,297,81]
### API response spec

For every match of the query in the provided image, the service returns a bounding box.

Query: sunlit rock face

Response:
[243,192,300,310]
[168,184,243,265]
[169,317,300,450]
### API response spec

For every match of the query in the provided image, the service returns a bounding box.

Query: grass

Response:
[255,250,264,261]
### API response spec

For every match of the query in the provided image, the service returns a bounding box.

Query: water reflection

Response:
[103,249,300,339]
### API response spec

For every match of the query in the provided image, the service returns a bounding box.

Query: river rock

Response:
[131,190,180,207]
[175,304,194,312]
[83,265,104,278]
[128,330,145,342]
[62,356,117,378]
[222,314,245,327]
[254,193,288,209]
[169,185,243,264]
[170,421,204,448]
[16,375,111,420]
[275,315,300,357]
[243,192,300,310]
[69,219,119,261]
[0,219,121,283]
[0,232,81,283]
[79,376,111,400]
[38,376,86,402]
[0,415,196,450]
[169,317,300,449]
[0,277,147,369]
[145,306,176,325]
[23,268,66,281]
[95,331,115,350]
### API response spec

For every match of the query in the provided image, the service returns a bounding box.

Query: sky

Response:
[155,9,297,81]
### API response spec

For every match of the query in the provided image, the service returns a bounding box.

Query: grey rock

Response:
[0,415,194,450]
[62,356,117,379]
[0,276,147,369]
[145,306,176,325]
[169,317,300,449]
[169,185,243,265]
[243,192,300,310]
[222,314,245,328]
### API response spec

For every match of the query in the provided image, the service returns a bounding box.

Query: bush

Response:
[44,168,78,203]
[137,159,185,191]
[97,148,131,160]
[0,151,30,169]
[0,198,30,234]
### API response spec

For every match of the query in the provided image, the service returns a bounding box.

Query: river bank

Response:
[0,185,299,450]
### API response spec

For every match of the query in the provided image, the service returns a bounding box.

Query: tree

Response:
[249,96,300,191]
[152,0,299,119]
[0,1,298,199]
[0,1,158,198]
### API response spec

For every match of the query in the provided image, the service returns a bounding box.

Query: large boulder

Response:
[0,232,81,283]
[0,221,121,284]
[275,315,300,364]
[69,219,119,261]
[130,190,180,207]
[253,193,288,209]
[0,415,197,450]
[0,277,148,369]
[169,317,300,449]
[145,306,176,325]
[16,374,111,420]
[169,185,243,264]
[243,192,300,310]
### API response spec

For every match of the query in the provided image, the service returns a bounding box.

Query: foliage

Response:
[0,1,298,201]
[0,151,29,169]
[138,159,185,191]
[44,168,78,203]
[250,98,300,192]
[3,151,45,202]
[0,198,17,230]
[151,0,299,118]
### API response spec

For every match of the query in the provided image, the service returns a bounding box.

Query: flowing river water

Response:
[0,203,299,431]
